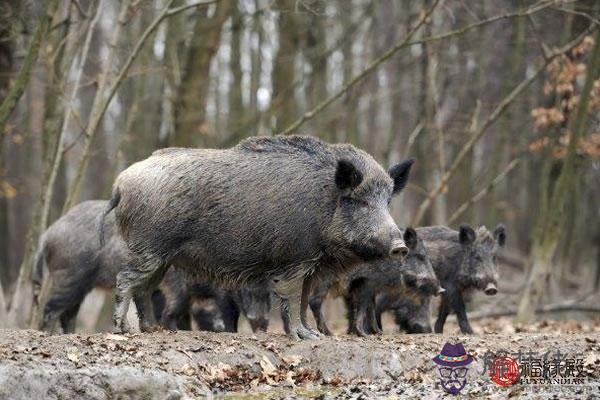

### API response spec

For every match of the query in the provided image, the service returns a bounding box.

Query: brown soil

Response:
[0,319,598,399]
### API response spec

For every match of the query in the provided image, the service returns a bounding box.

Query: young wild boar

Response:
[376,294,434,334]
[301,228,443,336]
[159,269,271,333]
[416,224,506,334]
[154,268,233,332]
[373,231,444,334]
[100,135,414,339]
[230,284,271,332]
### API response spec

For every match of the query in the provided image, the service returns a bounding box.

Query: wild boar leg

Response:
[308,278,333,335]
[134,292,159,332]
[301,275,322,337]
[59,303,81,334]
[273,275,319,340]
[114,254,164,333]
[309,294,332,336]
[434,294,451,333]
[451,291,474,334]
[280,300,291,334]
[367,300,382,334]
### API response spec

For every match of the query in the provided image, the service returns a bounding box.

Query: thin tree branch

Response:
[70,0,89,19]
[412,24,598,226]
[403,0,576,50]
[276,0,442,136]
[223,2,374,144]
[276,0,562,137]
[62,0,217,211]
[448,158,521,225]
[40,0,104,234]
[166,0,220,16]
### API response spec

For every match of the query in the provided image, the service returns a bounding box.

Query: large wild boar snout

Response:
[484,282,498,296]
[390,238,409,259]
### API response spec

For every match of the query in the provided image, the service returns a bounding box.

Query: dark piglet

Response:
[157,268,233,332]
[303,228,442,336]
[417,224,506,334]
[376,295,433,334]
[374,229,444,334]
[100,135,413,339]
[346,227,443,336]
[159,270,271,333]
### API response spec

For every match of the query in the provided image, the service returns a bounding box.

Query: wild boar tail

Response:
[98,187,121,247]
[32,235,47,305]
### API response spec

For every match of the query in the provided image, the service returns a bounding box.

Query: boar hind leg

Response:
[114,255,165,333]
[136,266,168,332]
[160,289,191,331]
[274,275,319,340]
[308,279,333,336]
[309,295,332,336]
[280,301,291,334]
[367,301,382,335]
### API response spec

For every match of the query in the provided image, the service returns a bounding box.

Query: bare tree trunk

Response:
[171,0,232,147]
[227,4,244,137]
[5,0,62,328]
[0,0,58,159]
[248,0,263,137]
[62,0,131,211]
[517,30,600,322]
[272,1,300,134]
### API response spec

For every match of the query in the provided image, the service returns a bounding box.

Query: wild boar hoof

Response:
[289,325,321,340]
[113,321,132,334]
[306,327,323,338]
[140,324,163,333]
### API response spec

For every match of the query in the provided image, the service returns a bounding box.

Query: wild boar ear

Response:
[389,159,414,195]
[335,159,363,190]
[403,227,418,250]
[493,224,506,247]
[459,224,476,245]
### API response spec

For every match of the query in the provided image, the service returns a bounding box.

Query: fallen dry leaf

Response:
[105,334,128,341]
[282,354,303,367]
[259,355,277,374]
[179,363,196,376]
[67,352,79,363]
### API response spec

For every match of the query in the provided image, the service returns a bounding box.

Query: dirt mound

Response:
[0,328,598,399]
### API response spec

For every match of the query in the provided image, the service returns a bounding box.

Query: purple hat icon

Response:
[432,342,474,367]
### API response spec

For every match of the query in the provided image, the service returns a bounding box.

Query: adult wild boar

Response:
[100,135,414,339]
[416,224,506,334]
[34,200,234,333]
[33,201,129,333]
